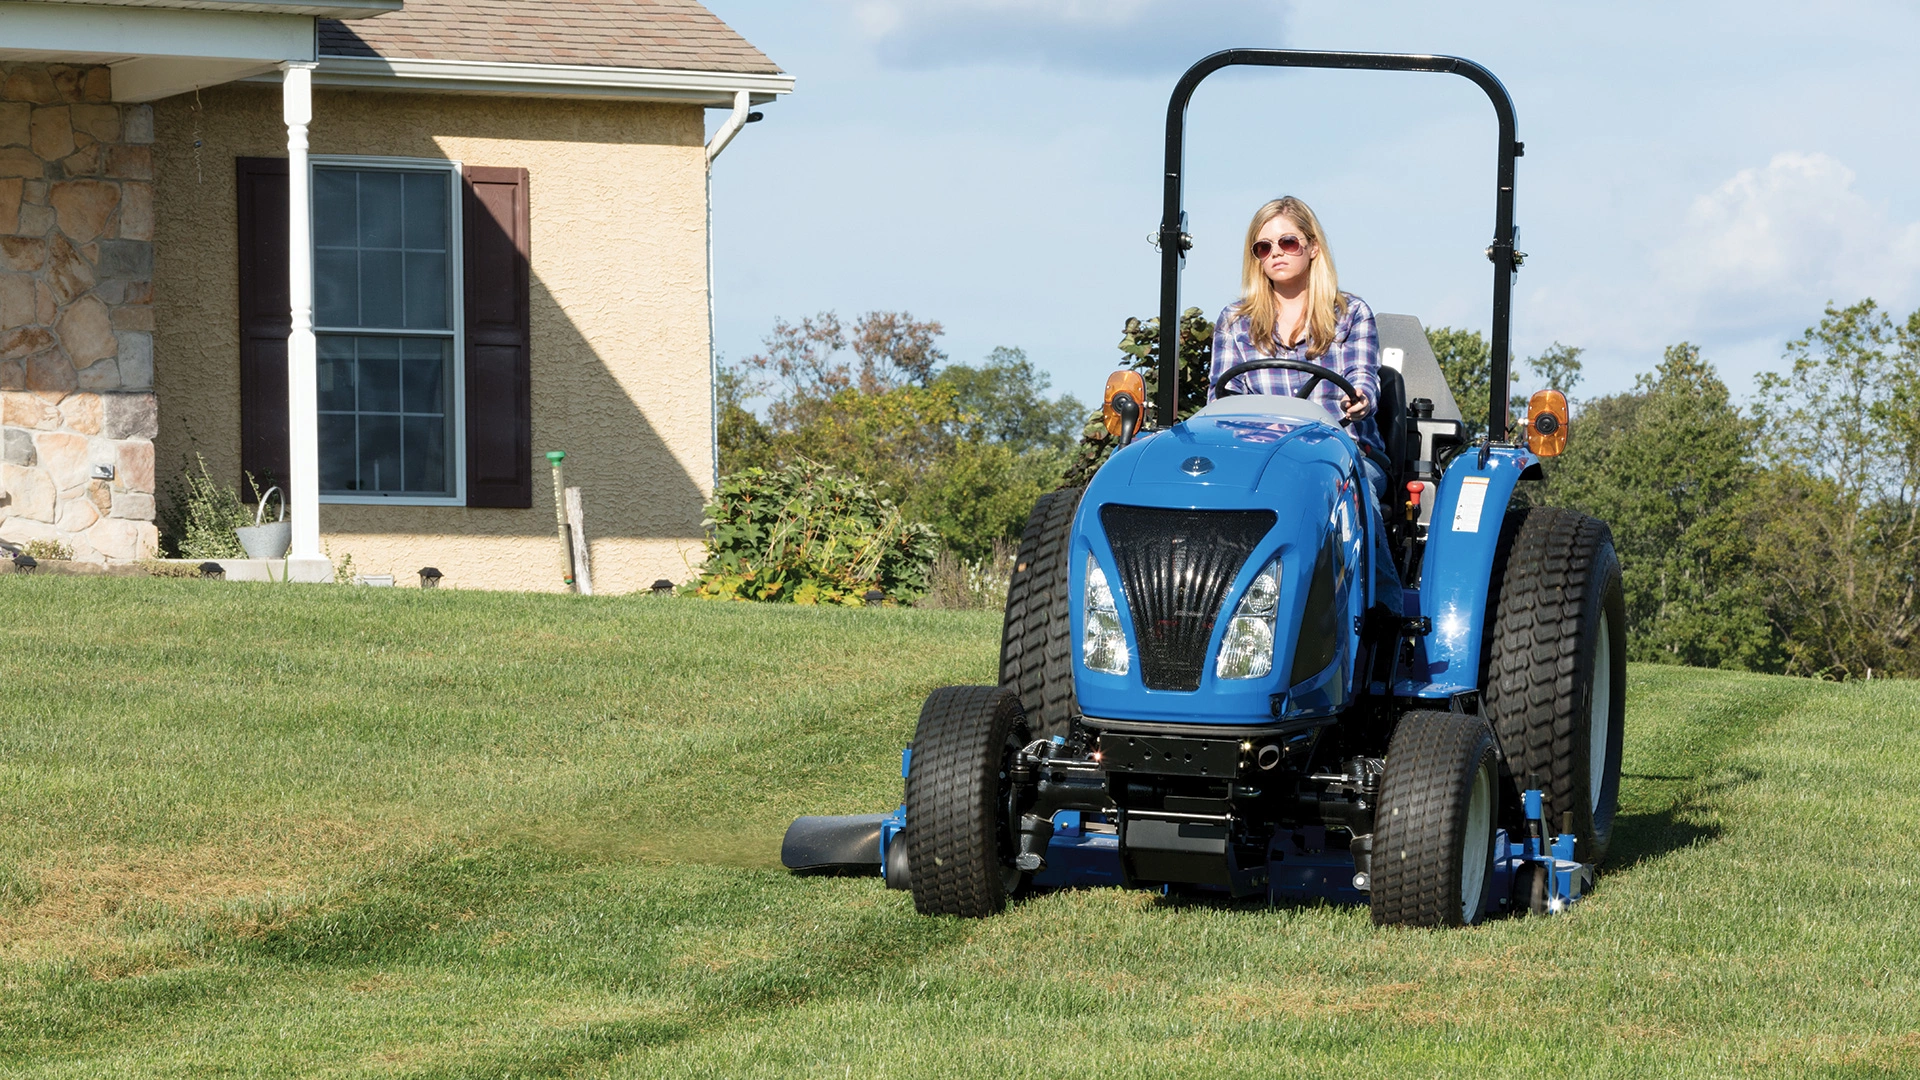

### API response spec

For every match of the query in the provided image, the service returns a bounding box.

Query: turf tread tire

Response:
[905,686,1029,917]
[1000,487,1084,741]
[1370,710,1500,929]
[1482,506,1627,865]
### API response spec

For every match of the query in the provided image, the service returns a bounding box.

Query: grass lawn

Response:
[2,576,1917,1078]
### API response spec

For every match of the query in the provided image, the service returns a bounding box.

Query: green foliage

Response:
[1543,345,1781,671]
[691,459,937,605]
[21,539,72,561]
[902,441,1068,562]
[722,319,1085,561]
[934,347,1085,454]
[157,453,256,560]
[1746,300,1920,678]
[1063,307,1215,488]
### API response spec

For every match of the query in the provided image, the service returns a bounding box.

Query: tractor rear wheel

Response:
[1371,710,1500,928]
[1483,507,1627,865]
[905,686,1030,917]
[1000,486,1084,741]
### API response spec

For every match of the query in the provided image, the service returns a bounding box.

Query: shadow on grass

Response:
[1605,766,1761,872]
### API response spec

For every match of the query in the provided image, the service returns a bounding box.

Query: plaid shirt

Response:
[1208,293,1384,457]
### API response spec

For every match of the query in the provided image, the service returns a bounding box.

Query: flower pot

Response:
[235,486,291,559]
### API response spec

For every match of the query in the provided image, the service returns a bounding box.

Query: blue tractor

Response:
[783,50,1625,927]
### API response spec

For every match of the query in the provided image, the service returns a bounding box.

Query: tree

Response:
[1747,301,1920,677]
[935,346,1085,454]
[1543,344,1780,670]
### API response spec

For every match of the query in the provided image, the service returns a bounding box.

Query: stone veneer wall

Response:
[0,63,158,562]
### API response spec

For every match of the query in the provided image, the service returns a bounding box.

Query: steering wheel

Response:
[1211,359,1360,427]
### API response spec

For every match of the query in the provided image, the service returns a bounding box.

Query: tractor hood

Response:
[1071,405,1372,726]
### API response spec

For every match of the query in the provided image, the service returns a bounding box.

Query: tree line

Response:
[715,302,1920,678]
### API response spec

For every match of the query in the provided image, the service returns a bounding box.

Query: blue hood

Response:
[1070,413,1370,725]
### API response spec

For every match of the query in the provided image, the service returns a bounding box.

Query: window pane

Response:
[356,337,402,413]
[358,171,403,248]
[319,413,357,492]
[404,251,448,330]
[315,250,358,327]
[359,413,403,492]
[403,171,448,250]
[314,170,357,249]
[401,338,447,414]
[358,249,404,327]
[317,337,356,412]
[319,334,454,498]
[403,415,446,492]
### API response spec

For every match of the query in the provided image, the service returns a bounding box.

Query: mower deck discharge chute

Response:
[783,50,1625,927]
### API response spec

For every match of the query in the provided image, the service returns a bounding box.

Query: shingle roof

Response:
[318,0,782,75]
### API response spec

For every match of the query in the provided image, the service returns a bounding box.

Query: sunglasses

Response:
[1252,235,1308,259]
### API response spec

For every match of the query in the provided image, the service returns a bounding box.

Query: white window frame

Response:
[311,155,467,507]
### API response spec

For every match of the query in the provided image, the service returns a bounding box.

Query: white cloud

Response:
[840,0,1291,75]
[1657,151,1920,330]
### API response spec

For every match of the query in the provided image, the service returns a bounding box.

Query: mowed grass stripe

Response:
[1,577,1916,1078]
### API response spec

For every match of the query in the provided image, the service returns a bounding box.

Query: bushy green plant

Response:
[22,539,73,561]
[158,454,255,560]
[1062,307,1215,488]
[691,459,938,605]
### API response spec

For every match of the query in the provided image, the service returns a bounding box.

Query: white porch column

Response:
[282,62,329,582]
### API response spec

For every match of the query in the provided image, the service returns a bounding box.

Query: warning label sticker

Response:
[1453,476,1492,533]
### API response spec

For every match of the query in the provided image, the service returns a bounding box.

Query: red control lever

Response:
[1404,481,1426,523]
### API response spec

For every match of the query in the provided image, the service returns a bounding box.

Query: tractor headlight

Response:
[1216,555,1281,680]
[1083,555,1130,675]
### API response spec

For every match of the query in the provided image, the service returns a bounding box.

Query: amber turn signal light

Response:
[1103,370,1147,444]
[1526,389,1569,457]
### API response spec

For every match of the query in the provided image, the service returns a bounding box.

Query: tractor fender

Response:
[1403,446,1537,698]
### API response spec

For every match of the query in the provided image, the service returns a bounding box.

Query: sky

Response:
[702,0,1920,408]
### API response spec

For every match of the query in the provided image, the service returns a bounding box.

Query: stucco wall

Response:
[152,85,714,593]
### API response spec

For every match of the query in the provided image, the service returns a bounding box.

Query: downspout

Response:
[705,90,753,494]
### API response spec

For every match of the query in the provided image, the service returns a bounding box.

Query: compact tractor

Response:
[783,50,1626,927]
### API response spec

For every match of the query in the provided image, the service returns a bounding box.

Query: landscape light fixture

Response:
[650,578,675,596]
[418,567,443,589]
[197,561,224,580]
[13,553,36,574]
[864,588,885,605]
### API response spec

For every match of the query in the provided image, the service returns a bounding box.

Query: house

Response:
[0,0,790,591]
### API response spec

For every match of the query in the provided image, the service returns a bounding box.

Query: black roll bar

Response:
[1156,49,1521,440]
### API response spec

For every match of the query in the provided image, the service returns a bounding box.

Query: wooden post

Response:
[565,486,593,597]
[546,451,575,590]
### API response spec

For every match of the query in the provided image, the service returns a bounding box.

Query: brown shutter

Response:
[462,166,532,508]
[236,157,290,494]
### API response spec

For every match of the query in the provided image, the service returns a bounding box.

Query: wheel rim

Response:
[1590,619,1612,813]
[1460,760,1493,923]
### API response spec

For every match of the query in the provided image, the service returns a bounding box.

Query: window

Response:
[312,159,462,502]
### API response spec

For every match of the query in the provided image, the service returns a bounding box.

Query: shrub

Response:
[158,454,257,560]
[691,460,938,605]
[920,539,1015,611]
[22,539,72,561]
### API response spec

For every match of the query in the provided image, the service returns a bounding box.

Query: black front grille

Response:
[1100,505,1276,691]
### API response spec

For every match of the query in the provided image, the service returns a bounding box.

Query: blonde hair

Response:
[1236,196,1342,358]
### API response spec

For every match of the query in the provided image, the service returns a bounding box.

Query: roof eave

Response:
[242,55,792,106]
[26,0,400,19]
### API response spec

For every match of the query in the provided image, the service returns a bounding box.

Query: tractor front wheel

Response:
[1371,710,1500,928]
[905,686,1030,917]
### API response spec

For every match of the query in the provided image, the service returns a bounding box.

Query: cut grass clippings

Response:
[1,576,1916,1077]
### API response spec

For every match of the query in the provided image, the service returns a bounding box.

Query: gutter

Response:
[705,90,756,493]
